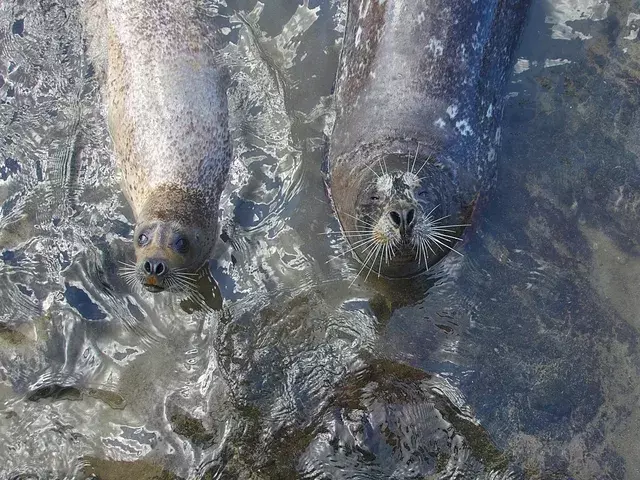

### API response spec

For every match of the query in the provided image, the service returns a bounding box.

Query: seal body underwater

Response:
[90,0,232,292]
[326,0,531,278]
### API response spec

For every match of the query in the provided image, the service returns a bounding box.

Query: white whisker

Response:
[173,269,200,277]
[327,236,378,263]
[338,210,377,228]
[318,230,375,237]
[427,226,458,234]
[414,155,432,176]
[429,214,451,224]
[430,232,464,242]
[378,158,389,176]
[410,143,420,174]
[424,237,438,257]
[376,244,384,278]
[170,275,197,294]
[364,164,380,178]
[363,244,383,281]
[429,223,470,229]
[422,242,429,270]
[425,204,439,218]
[427,234,464,256]
[350,241,381,286]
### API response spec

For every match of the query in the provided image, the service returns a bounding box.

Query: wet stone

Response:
[170,409,216,448]
[82,457,182,480]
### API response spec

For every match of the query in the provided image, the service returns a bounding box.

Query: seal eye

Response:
[370,195,380,201]
[138,234,148,246]
[175,238,189,254]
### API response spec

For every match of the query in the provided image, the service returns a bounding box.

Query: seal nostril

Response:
[389,211,402,227]
[143,261,152,274]
[155,262,165,276]
[406,209,415,225]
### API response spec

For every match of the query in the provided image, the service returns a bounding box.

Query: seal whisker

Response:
[376,244,385,278]
[120,271,140,284]
[363,244,383,281]
[173,271,198,287]
[426,234,464,256]
[427,227,458,234]
[428,225,469,233]
[170,278,191,295]
[327,237,378,263]
[344,235,379,249]
[415,239,430,270]
[416,241,425,270]
[409,143,420,174]
[385,242,392,265]
[378,158,389,177]
[173,268,200,277]
[382,241,395,270]
[118,262,138,272]
[171,273,199,286]
[349,240,382,286]
[364,164,380,178]
[168,275,195,295]
[337,210,377,228]
[121,273,138,283]
[422,236,438,257]
[123,272,141,292]
[425,204,440,218]
[318,229,374,236]
[172,282,195,295]
[421,242,429,271]
[429,232,464,242]
[428,214,451,224]
[414,155,433,176]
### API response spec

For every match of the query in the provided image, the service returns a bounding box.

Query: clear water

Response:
[1,0,639,479]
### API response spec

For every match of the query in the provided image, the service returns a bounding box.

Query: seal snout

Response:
[142,257,169,293]
[143,258,168,277]
[388,207,416,237]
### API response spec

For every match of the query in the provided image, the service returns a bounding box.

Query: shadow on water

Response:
[1,0,640,479]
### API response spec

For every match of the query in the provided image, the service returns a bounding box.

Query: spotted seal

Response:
[94,0,232,292]
[325,0,531,278]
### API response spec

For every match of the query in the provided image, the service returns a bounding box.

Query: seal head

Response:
[337,150,463,279]
[128,187,214,293]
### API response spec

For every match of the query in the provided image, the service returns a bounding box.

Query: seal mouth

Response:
[343,205,469,281]
[143,283,165,293]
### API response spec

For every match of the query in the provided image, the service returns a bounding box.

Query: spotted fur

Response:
[86,0,232,291]
[327,0,531,278]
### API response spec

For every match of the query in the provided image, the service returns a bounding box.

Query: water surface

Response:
[1,0,640,478]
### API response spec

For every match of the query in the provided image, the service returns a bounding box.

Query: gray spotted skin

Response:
[105,0,231,219]
[84,0,233,287]
[327,0,531,276]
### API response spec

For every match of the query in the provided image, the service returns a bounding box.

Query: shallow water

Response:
[1,0,640,479]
